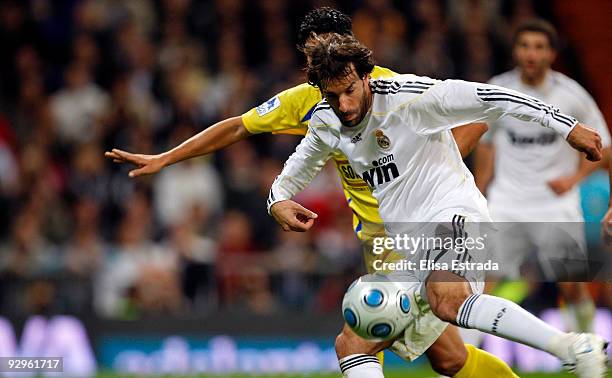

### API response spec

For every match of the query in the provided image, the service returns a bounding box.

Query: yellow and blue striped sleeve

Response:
[241,66,397,135]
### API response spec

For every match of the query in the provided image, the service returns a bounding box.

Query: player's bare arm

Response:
[473,142,495,194]
[105,114,481,179]
[452,123,488,158]
[270,200,318,232]
[104,116,251,177]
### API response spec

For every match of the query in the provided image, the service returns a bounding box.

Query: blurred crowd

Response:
[0,0,590,319]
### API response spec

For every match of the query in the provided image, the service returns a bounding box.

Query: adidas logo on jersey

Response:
[361,154,399,188]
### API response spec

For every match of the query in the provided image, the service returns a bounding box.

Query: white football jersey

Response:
[485,69,610,217]
[268,75,579,234]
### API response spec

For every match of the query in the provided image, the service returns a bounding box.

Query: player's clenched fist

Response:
[566,123,603,162]
[270,200,318,232]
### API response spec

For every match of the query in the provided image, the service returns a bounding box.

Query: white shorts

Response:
[488,206,587,280]
[389,283,449,361]
[385,210,492,294]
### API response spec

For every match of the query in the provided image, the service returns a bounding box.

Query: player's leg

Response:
[466,208,534,348]
[336,324,392,378]
[425,270,608,375]
[459,280,533,347]
[558,282,595,332]
[456,344,520,378]
[424,326,467,376]
[337,320,518,378]
[425,325,518,378]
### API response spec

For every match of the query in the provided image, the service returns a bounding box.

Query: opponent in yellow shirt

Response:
[105,7,508,377]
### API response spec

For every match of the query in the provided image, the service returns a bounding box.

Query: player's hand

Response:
[566,123,603,162]
[104,148,167,177]
[270,200,318,232]
[547,175,578,196]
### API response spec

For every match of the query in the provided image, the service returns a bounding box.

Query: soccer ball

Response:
[341,274,413,341]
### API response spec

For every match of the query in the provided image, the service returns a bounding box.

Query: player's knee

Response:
[335,329,369,358]
[335,330,353,358]
[426,274,471,322]
[335,327,388,359]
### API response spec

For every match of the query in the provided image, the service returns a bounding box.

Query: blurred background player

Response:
[473,19,611,346]
[107,7,520,378]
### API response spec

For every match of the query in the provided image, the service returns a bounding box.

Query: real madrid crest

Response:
[375,129,391,150]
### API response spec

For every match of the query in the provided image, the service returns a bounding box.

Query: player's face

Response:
[514,31,556,81]
[322,67,372,127]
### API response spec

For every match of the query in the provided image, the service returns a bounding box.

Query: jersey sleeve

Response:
[267,115,336,213]
[409,80,578,139]
[479,77,504,144]
[241,83,321,135]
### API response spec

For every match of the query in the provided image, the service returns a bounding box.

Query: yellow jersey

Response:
[241,66,397,241]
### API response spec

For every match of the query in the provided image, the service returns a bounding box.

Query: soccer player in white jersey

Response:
[268,33,608,378]
[106,8,522,377]
[474,19,610,335]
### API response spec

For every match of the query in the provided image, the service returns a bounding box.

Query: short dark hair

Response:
[304,33,375,90]
[513,19,559,49]
[297,7,353,48]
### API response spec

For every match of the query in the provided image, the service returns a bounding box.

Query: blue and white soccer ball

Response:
[342,274,413,341]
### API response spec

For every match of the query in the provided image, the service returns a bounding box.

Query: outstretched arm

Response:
[105,116,251,177]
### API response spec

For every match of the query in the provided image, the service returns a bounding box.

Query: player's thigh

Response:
[425,325,467,372]
[389,289,449,362]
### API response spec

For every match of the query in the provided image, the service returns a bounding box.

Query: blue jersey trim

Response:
[300,105,317,123]
[354,220,363,234]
